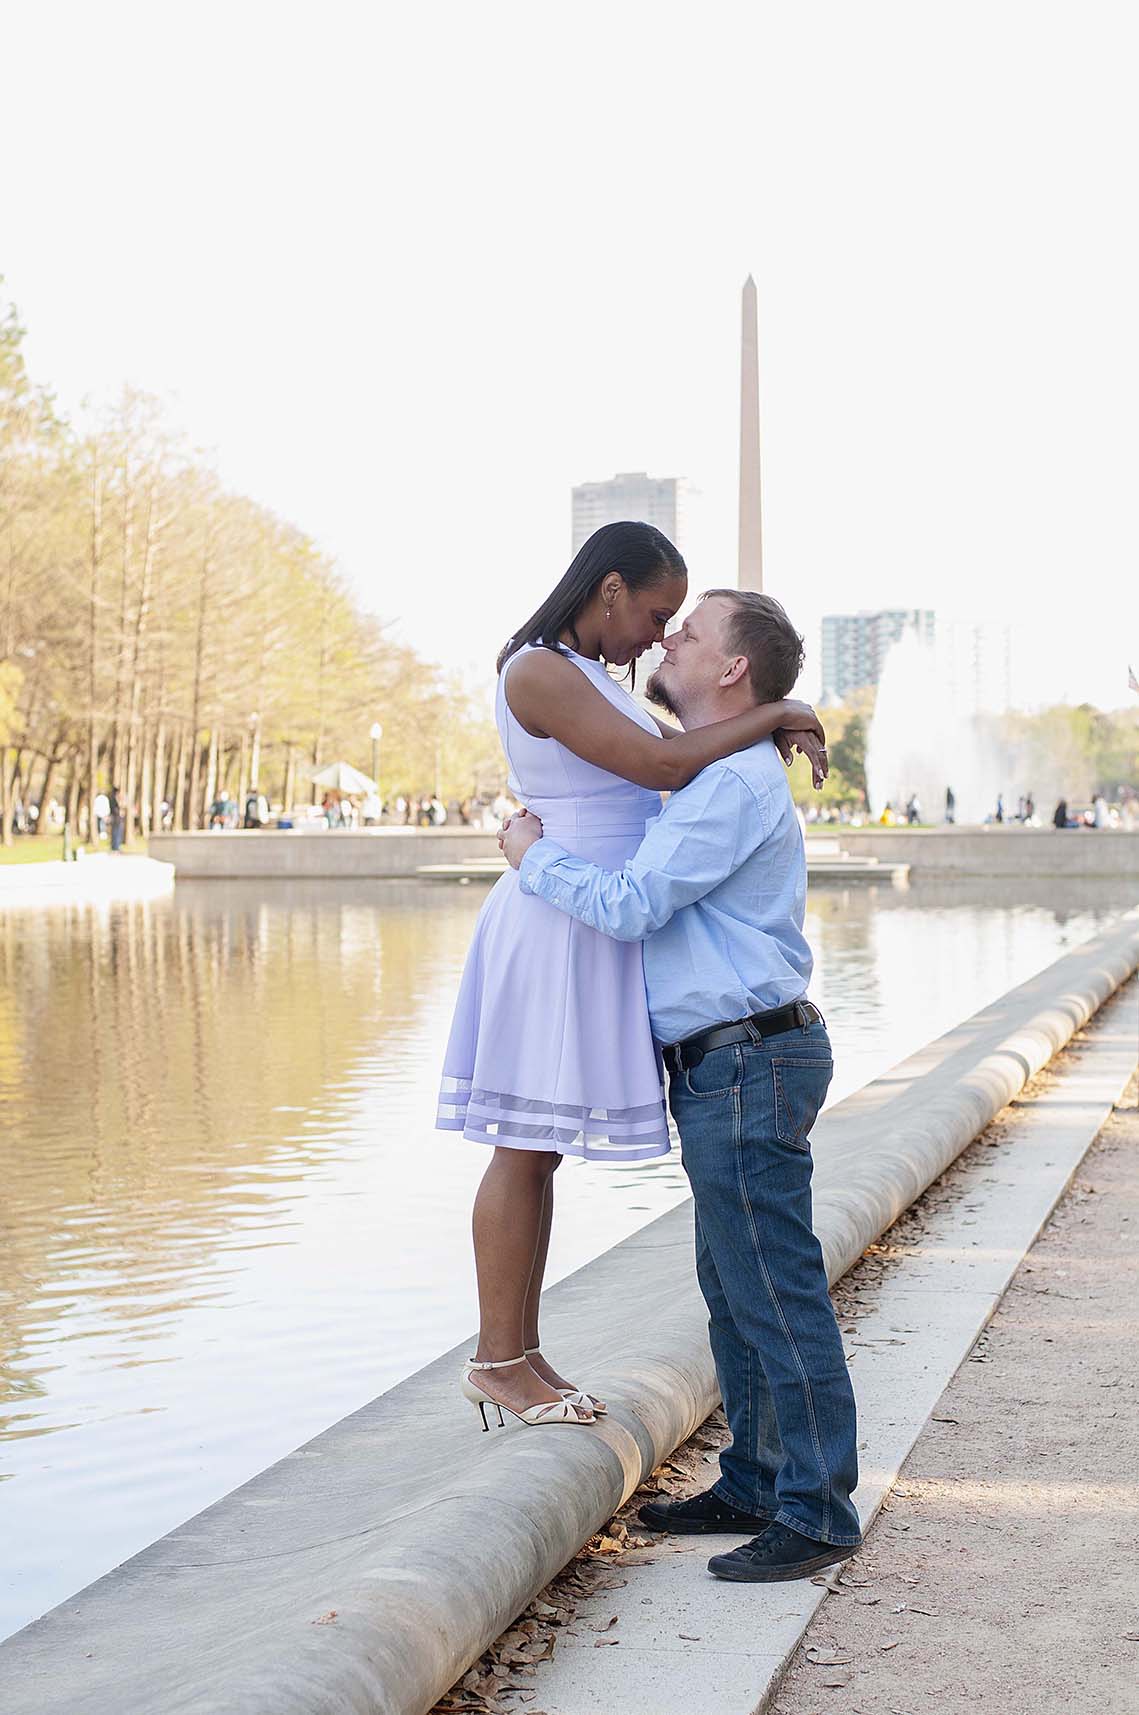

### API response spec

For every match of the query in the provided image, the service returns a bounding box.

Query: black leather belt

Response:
[662,1000,820,1072]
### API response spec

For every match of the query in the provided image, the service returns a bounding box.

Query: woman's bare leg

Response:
[521,1168,557,1352]
[471,1147,589,1417]
[522,1167,606,1413]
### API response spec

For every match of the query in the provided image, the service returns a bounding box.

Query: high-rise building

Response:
[820,609,1013,711]
[570,472,687,556]
[820,609,936,701]
[935,619,1013,715]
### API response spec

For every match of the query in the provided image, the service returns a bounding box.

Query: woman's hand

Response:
[774,729,829,789]
[775,699,826,745]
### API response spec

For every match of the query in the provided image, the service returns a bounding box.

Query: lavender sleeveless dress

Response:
[435,645,670,1161]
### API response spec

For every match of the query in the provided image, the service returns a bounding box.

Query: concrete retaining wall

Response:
[835,826,1139,877]
[150,826,1139,882]
[150,828,500,879]
[2,913,1137,1715]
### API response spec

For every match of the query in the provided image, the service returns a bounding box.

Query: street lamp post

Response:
[370,722,383,807]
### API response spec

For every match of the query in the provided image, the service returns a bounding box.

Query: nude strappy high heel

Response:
[461,1355,595,1429]
[524,1346,608,1417]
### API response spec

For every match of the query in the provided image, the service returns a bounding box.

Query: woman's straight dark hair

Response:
[497,521,687,675]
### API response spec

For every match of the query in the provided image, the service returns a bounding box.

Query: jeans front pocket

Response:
[770,1055,833,1150]
[682,1043,745,1100]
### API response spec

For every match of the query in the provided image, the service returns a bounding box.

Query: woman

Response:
[436,522,825,1428]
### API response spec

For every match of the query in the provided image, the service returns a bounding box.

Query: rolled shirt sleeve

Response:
[518,763,772,941]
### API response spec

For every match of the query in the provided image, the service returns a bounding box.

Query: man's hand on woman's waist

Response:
[500,807,544,870]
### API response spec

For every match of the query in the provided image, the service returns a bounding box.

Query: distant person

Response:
[1053,799,1070,829]
[93,790,110,840]
[243,789,264,829]
[361,790,382,825]
[995,793,1005,824]
[109,785,125,852]
[1093,794,1109,829]
[906,794,921,825]
[1025,792,1035,823]
[945,785,956,824]
[429,796,448,825]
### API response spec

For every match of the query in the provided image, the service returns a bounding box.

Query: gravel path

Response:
[772,1070,1139,1715]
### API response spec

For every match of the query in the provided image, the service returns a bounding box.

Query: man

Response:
[108,784,125,852]
[501,590,860,1583]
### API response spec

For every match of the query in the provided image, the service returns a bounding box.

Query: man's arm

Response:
[507,765,771,942]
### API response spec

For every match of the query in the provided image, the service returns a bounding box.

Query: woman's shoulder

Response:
[502,644,582,692]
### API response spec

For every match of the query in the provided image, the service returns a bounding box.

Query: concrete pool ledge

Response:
[3,912,1138,1715]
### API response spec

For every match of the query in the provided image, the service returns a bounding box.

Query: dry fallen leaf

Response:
[593,1638,620,1648]
[806,1646,853,1666]
[313,1611,338,1625]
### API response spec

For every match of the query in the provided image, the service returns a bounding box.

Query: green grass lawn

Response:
[0,837,69,864]
[0,836,149,864]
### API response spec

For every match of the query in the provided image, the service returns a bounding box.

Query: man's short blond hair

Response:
[699,590,805,703]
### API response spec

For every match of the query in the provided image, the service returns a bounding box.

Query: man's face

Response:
[646,596,740,717]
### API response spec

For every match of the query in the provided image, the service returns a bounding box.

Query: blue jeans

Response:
[667,1016,861,1547]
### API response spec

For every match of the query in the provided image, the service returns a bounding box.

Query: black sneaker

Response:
[707,1522,859,1582]
[637,1486,773,1536]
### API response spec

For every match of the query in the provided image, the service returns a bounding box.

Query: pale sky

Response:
[3,1,1137,709]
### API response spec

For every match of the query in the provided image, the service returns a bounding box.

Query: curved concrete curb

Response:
[2,913,1137,1715]
[0,854,174,902]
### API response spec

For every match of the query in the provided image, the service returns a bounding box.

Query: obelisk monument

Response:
[738,275,763,592]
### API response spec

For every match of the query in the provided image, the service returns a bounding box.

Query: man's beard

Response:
[645,668,681,720]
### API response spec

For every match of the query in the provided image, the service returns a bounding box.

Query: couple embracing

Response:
[435,522,861,1584]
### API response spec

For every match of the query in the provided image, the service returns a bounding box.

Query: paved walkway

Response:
[432,981,1138,1715]
[774,1065,1139,1715]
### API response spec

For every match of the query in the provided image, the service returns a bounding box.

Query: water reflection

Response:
[1,873,1133,1638]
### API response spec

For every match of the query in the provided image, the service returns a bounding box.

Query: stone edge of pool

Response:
[2,911,1137,1715]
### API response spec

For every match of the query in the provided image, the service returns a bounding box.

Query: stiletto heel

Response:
[524,1345,608,1416]
[461,1354,594,1427]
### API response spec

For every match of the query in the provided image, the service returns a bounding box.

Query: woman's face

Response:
[605,572,688,667]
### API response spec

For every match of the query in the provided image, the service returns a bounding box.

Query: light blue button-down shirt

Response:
[518,738,812,1045]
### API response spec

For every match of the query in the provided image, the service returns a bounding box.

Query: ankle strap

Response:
[523,1346,540,1356]
[467,1354,527,1370]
